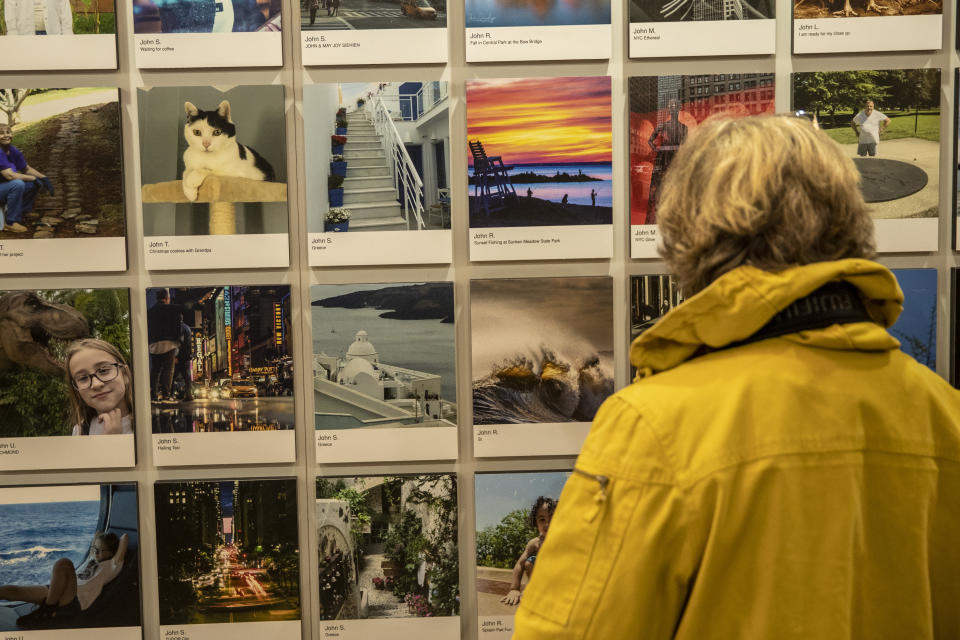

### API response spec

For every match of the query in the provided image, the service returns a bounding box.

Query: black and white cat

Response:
[181,100,275,201]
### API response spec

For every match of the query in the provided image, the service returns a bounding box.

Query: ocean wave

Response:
[0,545,70,566]
[472,347,613,425]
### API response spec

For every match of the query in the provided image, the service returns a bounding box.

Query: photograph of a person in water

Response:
[467,76,612,229]
[474,471,569,617]
[792,69,940,221]
[311,282,456,429]
[0,483,140,632]
[630,73,775,226]
[471,277,614,425]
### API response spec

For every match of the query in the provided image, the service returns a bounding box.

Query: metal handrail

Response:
[369,97,425,230]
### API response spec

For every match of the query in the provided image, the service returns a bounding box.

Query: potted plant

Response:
[372,577,385,590]
[356,97,366,109]
[335,115,347,135]
[330,154,347,177]
[324,207,350,232]
[331,134,347,155]
[328,174,345,207]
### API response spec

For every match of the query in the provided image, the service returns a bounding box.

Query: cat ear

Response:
[184,102,199,118]
[217,100,232,122]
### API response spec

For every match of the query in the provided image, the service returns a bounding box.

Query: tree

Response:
[0,89,34,126]
[476,508,537,569]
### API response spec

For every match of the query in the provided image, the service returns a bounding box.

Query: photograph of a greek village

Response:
[471,277,614,425]
[474,471,569,617]
[466,76,612,228]
[315,475,459,620]
[792,70,940,221]
[155,479,300,625]
[630,73,775,226]
[146,286,294,433]
[0,88,123,241]
[311,282,456,429]
[305,81,450,234]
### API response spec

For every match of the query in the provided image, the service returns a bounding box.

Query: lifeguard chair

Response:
[469,140,516,215]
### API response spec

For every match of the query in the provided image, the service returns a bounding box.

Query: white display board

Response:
[0,237,126,273]
[152,430,295,466]
[0,35,116,70]
[466,24,610,62]
[135,32,283,68]
[629,20,774,57]
[0,434,135,471]
[302,29,447,65]
[793,15,941,54]
[469,225,611,261]
[144,234,289,270]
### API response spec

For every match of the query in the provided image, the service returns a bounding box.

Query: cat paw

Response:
[182,185,199,201]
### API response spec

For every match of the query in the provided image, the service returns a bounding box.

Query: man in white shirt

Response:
[850,99,890,157]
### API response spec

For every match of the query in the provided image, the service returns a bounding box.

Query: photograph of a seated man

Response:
[500,496,556,607]
[0,532,129,628]
[0,123,53,234]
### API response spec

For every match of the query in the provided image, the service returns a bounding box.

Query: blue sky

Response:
[475,471,570,531]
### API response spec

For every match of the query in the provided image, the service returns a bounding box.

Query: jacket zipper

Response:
[572,467,609,502]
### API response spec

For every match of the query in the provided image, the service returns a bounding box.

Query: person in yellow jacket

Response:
[513,116,960,639]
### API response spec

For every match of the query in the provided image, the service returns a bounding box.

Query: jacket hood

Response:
[631,259,904,378]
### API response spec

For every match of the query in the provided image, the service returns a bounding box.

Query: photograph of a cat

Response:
[181,100,275,201]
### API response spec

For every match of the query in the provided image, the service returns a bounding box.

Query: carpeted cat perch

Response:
[141,175,287,235]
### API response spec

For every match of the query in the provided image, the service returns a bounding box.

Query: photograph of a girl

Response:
[66,338,134,436]
[0,288,133,439]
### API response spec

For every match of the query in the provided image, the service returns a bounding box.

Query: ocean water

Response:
[0,501,99,594]
[466,0,610,27]
[490,163,612,207]
[312,305,457,404]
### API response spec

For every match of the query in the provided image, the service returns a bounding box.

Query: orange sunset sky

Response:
[466,76,612,166]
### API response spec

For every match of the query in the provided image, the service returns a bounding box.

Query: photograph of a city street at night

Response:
[155,479,301,625]
[146,286,295,433]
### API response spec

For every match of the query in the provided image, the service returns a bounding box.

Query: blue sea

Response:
[466,0,610,27]
[496,163,612,207]
[0,501,99,596]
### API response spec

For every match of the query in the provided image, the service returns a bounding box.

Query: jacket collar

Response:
[631,259,903,378]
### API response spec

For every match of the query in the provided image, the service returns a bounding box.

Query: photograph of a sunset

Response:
[466,76,612,228]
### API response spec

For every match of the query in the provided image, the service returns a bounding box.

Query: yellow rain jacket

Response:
[514,259,960,639]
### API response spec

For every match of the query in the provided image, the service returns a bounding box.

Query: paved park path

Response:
[840,137,940,220]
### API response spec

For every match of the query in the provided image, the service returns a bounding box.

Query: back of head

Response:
[657,115,875,296]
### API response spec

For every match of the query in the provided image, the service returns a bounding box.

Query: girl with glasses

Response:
[64,339,134,436]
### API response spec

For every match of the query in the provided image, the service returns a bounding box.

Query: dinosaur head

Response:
[0,291,90,376]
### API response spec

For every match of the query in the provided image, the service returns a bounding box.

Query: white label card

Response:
[10,626,141,640]
[144,233,289,270]
[0,435,134,471]
[0,34,116,70]
[134,32,282,68]
[478,615,515,636]
[793,15,941,54]
[152,430,295,466]
[319,617,459,640]
[629,20,774,57]
[0,237,126,273]
[160,621,300,640]
[874,218,938,253]
[309,230,451,266]
[302,28,447,65]
[470,224,611,261]
[630,224,660,259]
[466,24,610,62]
[315,427,457,463]
[474,422,591,457]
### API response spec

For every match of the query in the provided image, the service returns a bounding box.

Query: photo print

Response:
[0,288,134,471]
[0,484,140,636]
[471,276,614,456]
[629,73,775,258]
[0,88,126,272]
[155,479,300,637]
[133,0,280,32]
[793,0,941,53]
[474,471,569,634]
[890,269,937,371]
[300,0,445,64]
[628,0,774,56]
[0,0,117,69]
[312,282,457,462]
[465,0,611,61]
[304,81,452,266]
[792,69,940,252]
[466,76,613,260]
[315,474,459,633]
[630,274,683,377]
[138,85,289,269]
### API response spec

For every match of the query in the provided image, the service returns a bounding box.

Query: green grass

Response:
[820,111,940,144]
[21,87,110,107]
[74,12,116,34]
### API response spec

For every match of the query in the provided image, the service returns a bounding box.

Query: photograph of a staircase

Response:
[305,81,451,235]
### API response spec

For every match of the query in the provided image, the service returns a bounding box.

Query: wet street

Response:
[193,545,299,623]
[301,0,446,29]
[151,396,295,433]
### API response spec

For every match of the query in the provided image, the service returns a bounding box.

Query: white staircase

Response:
[342,112,407,232]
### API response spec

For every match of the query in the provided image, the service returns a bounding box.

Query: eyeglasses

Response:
[72,363,124,390]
